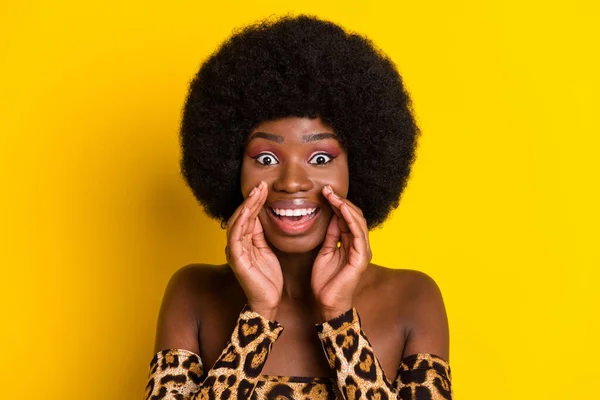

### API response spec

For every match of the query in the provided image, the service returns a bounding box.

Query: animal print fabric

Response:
[145,305,283,399]
[317,307,452,399]
[144,306,452,399]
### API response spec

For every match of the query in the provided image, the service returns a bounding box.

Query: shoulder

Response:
[367,264,443,300]
[166,263,237,296]
[368,264,450,361]
[153,263,234,354]
[169,262,232,282]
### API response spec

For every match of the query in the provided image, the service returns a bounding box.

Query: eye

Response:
[255,152,279,166]
[308,153,333,165]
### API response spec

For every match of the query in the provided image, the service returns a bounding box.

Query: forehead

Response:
[249,116,335,143]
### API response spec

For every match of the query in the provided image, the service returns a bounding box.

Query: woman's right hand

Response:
[226,181,283,320]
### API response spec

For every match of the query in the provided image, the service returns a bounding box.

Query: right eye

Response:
[255,153,279,166]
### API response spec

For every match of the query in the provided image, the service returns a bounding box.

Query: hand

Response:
[311,185,372,321]
[226,181,283,320]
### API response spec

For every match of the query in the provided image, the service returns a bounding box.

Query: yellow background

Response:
[1,1,598,399]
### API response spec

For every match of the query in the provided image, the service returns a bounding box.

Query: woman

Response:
[144,15,452,400]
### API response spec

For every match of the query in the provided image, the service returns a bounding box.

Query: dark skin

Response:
[154,117,449,379]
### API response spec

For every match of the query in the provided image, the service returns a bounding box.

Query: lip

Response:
[266,200,322,235]
[268,199,320,209]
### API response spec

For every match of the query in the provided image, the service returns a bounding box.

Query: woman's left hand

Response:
[311,185,372,321]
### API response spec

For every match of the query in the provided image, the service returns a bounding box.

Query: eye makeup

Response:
[246,144,279,159]
[308,144,342,159]
[245,133,343,160]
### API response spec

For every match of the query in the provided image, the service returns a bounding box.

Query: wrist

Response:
[319,305,353,322]
[249,305,279,321]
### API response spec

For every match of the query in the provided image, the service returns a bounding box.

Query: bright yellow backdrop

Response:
[1,1,598,399]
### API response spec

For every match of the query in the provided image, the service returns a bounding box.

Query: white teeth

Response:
[273,208,317,216]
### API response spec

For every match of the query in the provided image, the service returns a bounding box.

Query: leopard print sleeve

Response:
[145,348,204,399]
[144,305,284,400]
[316,308,452,400]
[395,353,452,399]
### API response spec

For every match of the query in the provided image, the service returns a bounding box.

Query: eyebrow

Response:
[249,132,336,144]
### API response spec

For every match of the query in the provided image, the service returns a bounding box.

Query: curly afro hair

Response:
[180,15,420,230]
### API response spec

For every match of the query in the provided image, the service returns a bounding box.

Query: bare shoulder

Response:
[367,264,450,361]
[367,264,442,297]
[160,263,233,307]
[153,263,233,354]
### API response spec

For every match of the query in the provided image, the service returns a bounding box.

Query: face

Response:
[241,116,349,254]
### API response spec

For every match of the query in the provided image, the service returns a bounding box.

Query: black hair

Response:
[180,15,420,229]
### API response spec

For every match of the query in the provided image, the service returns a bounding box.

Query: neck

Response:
[272,246,320,302]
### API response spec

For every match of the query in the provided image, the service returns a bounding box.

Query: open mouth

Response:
[269,206,321,225]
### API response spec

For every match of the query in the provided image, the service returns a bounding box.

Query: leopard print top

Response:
[144,305,452,399]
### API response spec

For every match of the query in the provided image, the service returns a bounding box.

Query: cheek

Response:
[241,157,278,197]
[320,162,349,197]
[240,158,260,197]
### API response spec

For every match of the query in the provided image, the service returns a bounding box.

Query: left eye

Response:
[308,153,333,165]
[255,153,279,166]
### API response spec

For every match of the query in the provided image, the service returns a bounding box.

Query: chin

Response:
[265,234,325,254]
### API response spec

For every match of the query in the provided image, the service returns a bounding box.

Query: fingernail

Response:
[324,185,332,194]
[249,187,257,197]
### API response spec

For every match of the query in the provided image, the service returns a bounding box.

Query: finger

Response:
[228,205,252,251]
[324,185,350,234]
[342,200,369,239]
[239,182,261,236]
[228,206,249,259]
[322,186,365,219]
[339,200,369,240]
[244,181,269,236]
[339,197,364,218]
[340,203,368,258]
[229,183,263,235]
[321,187,349,233]
[251,217,270,250]
[227,182,263,231]
[322,186,344,218]
[240,181,264,225]
[328,193,368,242]
[248,181,268,222]
[322,187,363,236]
[341,202,371,257]
[328,193,367,230]
[344,199,371,254]
[321,215,341,253]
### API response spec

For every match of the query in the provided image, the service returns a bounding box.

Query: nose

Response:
[272,161,314,194]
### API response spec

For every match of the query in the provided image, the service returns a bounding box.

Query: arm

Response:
[144,267,284,400]
[316,274,452,399]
